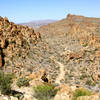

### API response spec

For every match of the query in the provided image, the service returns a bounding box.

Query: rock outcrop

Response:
[0,16,40,72]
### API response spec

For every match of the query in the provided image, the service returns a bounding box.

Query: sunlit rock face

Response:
[0,16,40,73]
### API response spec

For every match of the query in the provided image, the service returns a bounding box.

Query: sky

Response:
[0,0,100,23]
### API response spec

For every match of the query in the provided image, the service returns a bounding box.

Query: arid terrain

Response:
[0,14,100,100]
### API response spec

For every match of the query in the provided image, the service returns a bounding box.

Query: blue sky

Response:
[0,0,100,23]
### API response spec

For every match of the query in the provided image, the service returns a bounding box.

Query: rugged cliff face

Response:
[0,16,40,73]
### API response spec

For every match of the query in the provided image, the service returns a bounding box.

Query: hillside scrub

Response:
[0,71,14,95]
[33,83,58,100]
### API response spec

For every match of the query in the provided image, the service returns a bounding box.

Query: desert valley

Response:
[0,14,100,100]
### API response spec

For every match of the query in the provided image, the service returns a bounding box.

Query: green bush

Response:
[16,77,29,87]
[0,71,13,95]
[73,88,91,100]
[83,43,88,47]
[80,74,88,80]
[33,83,58,100]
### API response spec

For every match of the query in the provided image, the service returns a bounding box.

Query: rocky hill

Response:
[0,16,41,73]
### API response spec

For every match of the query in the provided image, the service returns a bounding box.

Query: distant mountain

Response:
[20,20,57,29]
[39,14,100,35]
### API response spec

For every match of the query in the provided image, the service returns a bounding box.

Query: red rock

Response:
[69,52,76,59]
[69,51,83,59]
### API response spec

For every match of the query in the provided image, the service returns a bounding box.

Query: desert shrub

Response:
[16,77,29,87]
[83,43,88,47]
[72,88,91,100]
[91,82,96,86]
[86,79,96,86]
[33,83,58,100]
[0,71,13,95]
[80,74,88,80]
[86,79,92,85]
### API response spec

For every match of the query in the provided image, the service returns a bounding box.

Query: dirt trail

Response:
[54,60,65,84]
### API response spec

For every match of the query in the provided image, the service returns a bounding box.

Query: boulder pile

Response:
[0,16,40,73]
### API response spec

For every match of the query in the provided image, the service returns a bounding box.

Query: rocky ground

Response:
[38,15,100,92]
[0,14,100,100]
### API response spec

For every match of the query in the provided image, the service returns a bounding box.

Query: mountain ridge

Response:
[20,19,57,29]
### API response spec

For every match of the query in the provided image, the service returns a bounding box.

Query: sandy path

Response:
[54,60,65,84]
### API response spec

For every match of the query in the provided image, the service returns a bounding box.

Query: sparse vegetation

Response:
[68,74,74,77]
[72,88,92,100]
[33,83,58,100]
[83,43,88,47]
[86,79,92,86]
[86,79,96,86]
[0,71,14,95]
[91,82,96,86]
[80,74,88,80]
[16,77,30,87]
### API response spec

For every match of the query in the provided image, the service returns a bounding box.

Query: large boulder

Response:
[54,84,72,100]
[0,38,6,48]
[54,92,70,100]
[0,95,9,100]
[10,96,18,100]
[22,94,37,100]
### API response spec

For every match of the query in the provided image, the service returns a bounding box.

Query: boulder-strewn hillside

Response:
[38,14,100,92]
[0,16,41,73]
[0,14,100,100]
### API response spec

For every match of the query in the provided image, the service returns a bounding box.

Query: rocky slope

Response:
[0,14,100,100]
[0,16,41,73]
[38,14,100,92]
